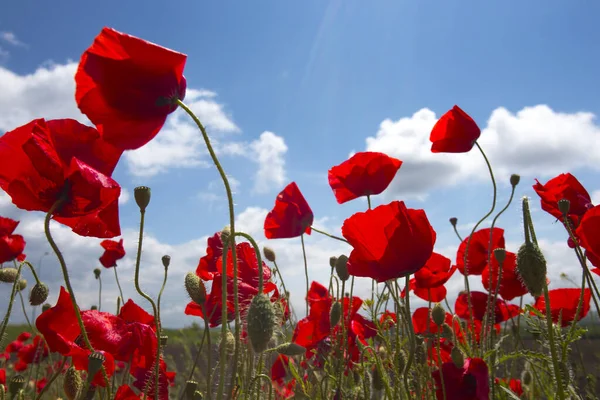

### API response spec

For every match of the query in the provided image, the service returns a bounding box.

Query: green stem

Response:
[35,356,68,400]
[367,194,372,210]
[97,274,102,311]
[18,291,34,333]
[113,267,125,304]
[157,264,169,331]
[133,209,161,400]
[435,331,447,400]
[300,234,309,315]
[0,264,24,351]
[217,238,232,400]
[309,226,349,244]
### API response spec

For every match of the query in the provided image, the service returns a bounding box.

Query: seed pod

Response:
[8,375,25,397]
[29,282,49,306]
[521,369,533,386]
[263,247,276,262]
[134,186,151,212]
[329,301,342,327]
[184,272,206,305]
[335,255,350,281]
[0,268,18,283]
[93,268,101,279]
[64,366,83,400]
[184,380,198,400]
[431,303,446,326]
[516,241,547,298]
[329,256,338,269]
[558,199,571,216]
[449,217,458,227]
[246,293,276,353]
[87,352,105,379]
[273,342,306,356]
[162,255,171,269]
[510,174,521,187]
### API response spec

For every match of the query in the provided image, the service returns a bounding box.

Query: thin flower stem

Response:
[97,274,102,311]
[452,224,463,242]
[176,99,240,399]
[35,356,68,400]
[0,263,24,349]
[435,331,447,400]
[113,267,125,304]
[44,198,111,393]
[309,226,349,244]
[157,264,169,331]
[218,238,233,400]
[367,194,372,210]
[202,306,212,400]
[336,279,346,393]
[301,234,309,315]
[18,291,34,333]
[133,209,161,400]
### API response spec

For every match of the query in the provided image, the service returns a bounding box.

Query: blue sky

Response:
[1,1,599,327]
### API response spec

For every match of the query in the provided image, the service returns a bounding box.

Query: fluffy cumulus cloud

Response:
[365,105,600,200]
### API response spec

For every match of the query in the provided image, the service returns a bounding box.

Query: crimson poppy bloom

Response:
[342,201,436,282]
[16,332,31,342]
[533,173,593,228]
[0,119,122,238]
[264,182,314,239]
[534,288,591,327]
[379,310,397,329]
[481,251,528,301]
[412,307,453,335]
[576,205,600,266]
[0,368,4,385]
[327,152,403,204]
[99,238,126,268]
[75,27,187,151]
[456,228,505,276]
[432,358,490,400]
[271,355,297,399]
[0,216,25,263]
[430,106,481,153]
[455,291,521,324]
[114,385,143,400]
[495,378,524,396]
[403,252,457,302]
[132,358,175,400]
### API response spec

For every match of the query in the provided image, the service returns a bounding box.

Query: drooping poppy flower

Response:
[430,105,481,153]
[403,252,457,302]
[99,238,126,268]
[455,291,521,324]
[0,119,122,238]
[481,251,528,301]
[0,216,25,263]
[342,201,436,282]
[264,182,314,239]
[533,173,593,228]
[576,205,600,266]
[533,288,591,327]
[432,358,490,400]
[75,27,187,151]
[327,152,403,204]
[456,228,505,276]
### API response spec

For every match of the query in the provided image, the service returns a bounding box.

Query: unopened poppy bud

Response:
[8,375,25,396]
[93,268,101,279]
[219,330,235,355]
[184,380,198,400]
[42,303,51,312]
[371,365,384,391]
[451,347,464,368]
[431,303,446,326]
[64,366,83,400]
[220,226,231,246]
[87,352,105,379]
[330,301,342,327]
[90,305,98,310]
[510,174,521,187]
[516,241,547,298]
[134,186,151,212]
[449,217,458,227]
[441,323,453,339]
[335,255,350,281]
[29,282,49,306]
[184,272,206,305]
[273,342,306,356]
[16,279,26,292]
[160,335,168,346]
[521,369,533,386]
[493,248,506,265]
[0,268,18,283]
[247,293,276,353]
[263,247,276,262]
[558,199,571,216]
[162,255,171,269]
[329,256,338,269]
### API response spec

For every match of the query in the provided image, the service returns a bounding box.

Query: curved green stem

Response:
[97,274,102,311]
[35,356,68,400]
[157,264,169,331]
[113,267,125,304]
[0,264,24,351]
[309,226,349,244]
[301,234,309,315]
[435,332,447,400]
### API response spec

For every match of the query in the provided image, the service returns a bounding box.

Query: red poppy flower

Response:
[35,377,47,394]
[16,335,48,366]
[75,27,187,151]
[0,216,25,263]
[403,253,457,302]
[271,355,297,399]
[412,307,453,335]
[481,251,528,301]
[533,173,593,228]
[495,378,524,396]
[379,310,397,329]
[99,238,126,268]
[132,358,175,400]
[432,358,490,400]
[16,332,31,342]
[0,119,122,238]
[576,205,600,265]
[327,152,403,204]
[115,385,143,400]
[456,228,505,276]
[534,288,591,327]
[342,201,436,282]
[264,182,313,239]
[430,106,481,153]
[455,291,521,323]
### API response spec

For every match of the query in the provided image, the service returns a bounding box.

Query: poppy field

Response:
[1,26,600,400]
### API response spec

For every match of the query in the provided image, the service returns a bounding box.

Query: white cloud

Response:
[0,32,26,47]
[197,177,241,209]
[365,105,600,200]
[592,190,600,206]
[250,132,288,194]
[119,188,130,205]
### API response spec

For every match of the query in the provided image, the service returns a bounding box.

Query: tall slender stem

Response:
[113,267,125,304]
[301,234,309,315]
[97,274,102,311]
[310,226,349,244]
[157,265,169,331]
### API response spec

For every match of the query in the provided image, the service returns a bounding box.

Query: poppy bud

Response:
[42,303,51,312]
[90,305,98,310]
[219,330,235,355]
[451,347,464,368]
[558,199,571,216]
[335,255,350,281]
[510,174,521,187]
[16,279,26,292]
[372,365,384,391]
[0,268,18,283]
[134,186,151,212]
[29,282,49,306]
[330,301,342,327]
[184,381,198,400]
[162,255,171,269]
[493,248,506,265]
[516,241,547,298]
[329,256,338,269]
[441,323,453,339]
[521,369,533,386]
[220,226,231,246]
[247,293,276,353]
[431,303,446,326]
[263,247,276,262]
[64,366,83,400]
[87,352,105,379]
[184,272,206,305]
[8,375,25,396]
[93,268,101,279]
[449,217,458,227]
[160,335,168,346]
[273,342,306,356]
